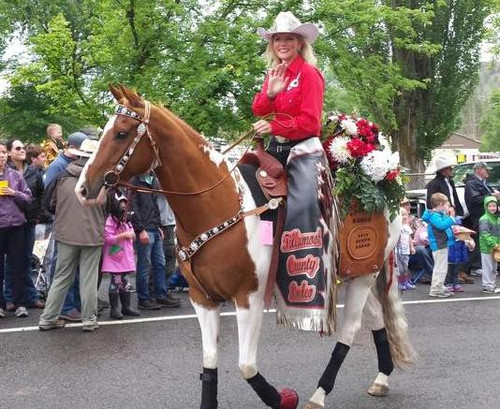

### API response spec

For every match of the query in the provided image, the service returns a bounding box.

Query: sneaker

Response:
[82,322,100,332]
[398,283,407,291]
[452,285,464,293]
[405,282,416,290]
[429,291,452,298]
[6,302,15,312]
[15,307,29,317]
[156,297,181,308]
[39,319,66,331]
[482,287,500,294]
[470,270,483,277]
[166,291,181,302]
[59,310,82,322]
[0,308,5,318]
[138,299,162,310]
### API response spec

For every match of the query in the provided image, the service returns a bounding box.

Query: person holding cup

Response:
[0,140,33,318]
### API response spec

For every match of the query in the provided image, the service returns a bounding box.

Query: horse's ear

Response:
[119,85,144,109]
[109,84,125,103]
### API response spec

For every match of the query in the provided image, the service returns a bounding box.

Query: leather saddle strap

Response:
[264,203,286,308]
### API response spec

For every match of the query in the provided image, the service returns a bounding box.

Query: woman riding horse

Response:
[75,12,414,409]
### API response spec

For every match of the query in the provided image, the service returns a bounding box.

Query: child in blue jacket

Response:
[422,193,455,298]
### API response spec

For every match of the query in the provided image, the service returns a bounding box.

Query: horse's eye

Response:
[116,131,129,140]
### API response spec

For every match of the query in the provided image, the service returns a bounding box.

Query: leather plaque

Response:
[339,202,388,278]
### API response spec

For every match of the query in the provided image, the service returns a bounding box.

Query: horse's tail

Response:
[374,259,416,368]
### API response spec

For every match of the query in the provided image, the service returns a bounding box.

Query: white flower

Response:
[360,150,392,182]
[388,151,400,170]
[340,119,358,136]
[328,136,353,164]
[378,133,391,150]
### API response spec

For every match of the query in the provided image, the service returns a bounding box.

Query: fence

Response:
[404,173,434,191]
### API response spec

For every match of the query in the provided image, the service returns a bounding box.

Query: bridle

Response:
[103,101,162,189]
[104,101,258,197]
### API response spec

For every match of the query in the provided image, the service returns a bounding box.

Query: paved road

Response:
[1,279,499,409]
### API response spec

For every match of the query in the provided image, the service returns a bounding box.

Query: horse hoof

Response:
[367,382,389,397]
[303,400,324,409]
[279,388,299,409]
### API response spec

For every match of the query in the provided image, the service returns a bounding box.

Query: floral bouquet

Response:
[321,113,406,221]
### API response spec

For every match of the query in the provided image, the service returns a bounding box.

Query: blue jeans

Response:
[135,230,167,301]
[409,245,434,277]
[4,224,39,305]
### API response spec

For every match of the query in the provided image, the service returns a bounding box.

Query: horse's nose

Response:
[80,185,88,198]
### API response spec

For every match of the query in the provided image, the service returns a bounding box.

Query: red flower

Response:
[385,169,400,181]
[356,119,372,138]
[322,137,338,171]
[346,138,375,158]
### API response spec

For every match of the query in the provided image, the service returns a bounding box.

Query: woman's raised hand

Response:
[266,62,289,99]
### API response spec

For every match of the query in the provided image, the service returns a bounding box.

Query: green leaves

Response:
[334,166,404,221]
[0,0,497,157]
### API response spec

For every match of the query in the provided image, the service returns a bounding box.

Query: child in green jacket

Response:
[479,196,500,293]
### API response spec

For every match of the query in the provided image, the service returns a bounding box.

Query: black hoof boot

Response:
[200,367,218,409]
[246,372,281,408]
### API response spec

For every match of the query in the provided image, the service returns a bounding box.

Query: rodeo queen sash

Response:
[275,138,339,335]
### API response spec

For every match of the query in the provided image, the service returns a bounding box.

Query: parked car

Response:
[406,159,500,218]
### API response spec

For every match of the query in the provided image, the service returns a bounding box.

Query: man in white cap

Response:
[426,156,464,216]
[39,139,106,332]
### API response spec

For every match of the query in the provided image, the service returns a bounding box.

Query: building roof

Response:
[440,132,481,150]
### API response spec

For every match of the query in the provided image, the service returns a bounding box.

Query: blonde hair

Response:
[263,36,318,67]
[46,123,61,137]
[430,193,449,209]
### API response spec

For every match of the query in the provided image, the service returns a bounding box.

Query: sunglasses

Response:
[13,146,25,151]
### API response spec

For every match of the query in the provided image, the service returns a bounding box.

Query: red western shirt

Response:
[252,55,324,140]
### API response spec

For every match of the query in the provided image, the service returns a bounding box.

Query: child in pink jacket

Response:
[102,192,140,319]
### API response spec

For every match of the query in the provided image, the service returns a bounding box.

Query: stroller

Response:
[31,233,53,300]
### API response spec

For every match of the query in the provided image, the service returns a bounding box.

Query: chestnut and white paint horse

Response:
[76,86,413,409]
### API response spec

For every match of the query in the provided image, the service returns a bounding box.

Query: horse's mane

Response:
[155,103,210,147]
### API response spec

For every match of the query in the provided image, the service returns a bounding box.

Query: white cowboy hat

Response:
[257,11,319,44]
[434,156,455,172]
[67,138,99,158]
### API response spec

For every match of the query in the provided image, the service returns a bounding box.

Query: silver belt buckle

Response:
[275,135,289,143]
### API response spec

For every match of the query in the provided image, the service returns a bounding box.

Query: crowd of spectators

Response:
[1,127,499,324]
[398,156,500,296]
[0,124,182,328]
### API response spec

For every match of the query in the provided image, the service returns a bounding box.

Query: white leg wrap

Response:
[374,372,389,386]
[308,387,326,407]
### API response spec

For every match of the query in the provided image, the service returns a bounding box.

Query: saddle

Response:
[240,139,287,199]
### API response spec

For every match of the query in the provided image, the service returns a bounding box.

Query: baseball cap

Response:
[473,161,493,171]
[67,132,89,149]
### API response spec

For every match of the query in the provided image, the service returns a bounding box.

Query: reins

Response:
[108,105,293,197]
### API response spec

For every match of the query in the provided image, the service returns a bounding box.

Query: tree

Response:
[480,88,500,151]
[313,0,497,171]
[0,0,497,164]
[0,0,280,141]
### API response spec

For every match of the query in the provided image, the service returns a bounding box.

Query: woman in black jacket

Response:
[5,140,46,310]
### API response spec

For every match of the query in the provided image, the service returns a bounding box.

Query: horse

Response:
[76,85,414,409]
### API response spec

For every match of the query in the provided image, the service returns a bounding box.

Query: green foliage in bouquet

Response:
[322,113,406,221]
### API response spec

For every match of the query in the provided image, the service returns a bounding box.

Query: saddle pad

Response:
[238,163,278,233]
[339,203,388,278]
